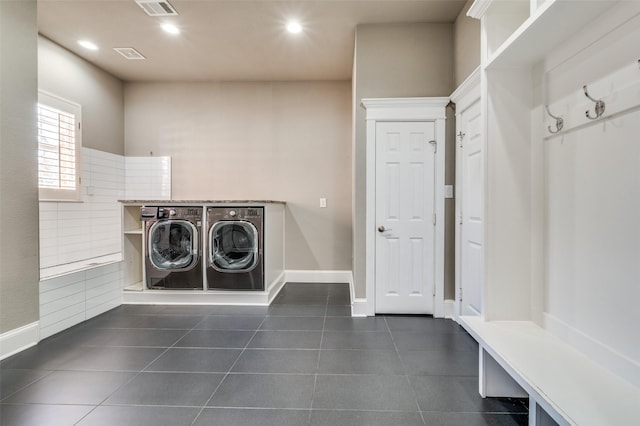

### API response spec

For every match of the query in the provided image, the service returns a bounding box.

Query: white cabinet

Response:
[462,0,640,423]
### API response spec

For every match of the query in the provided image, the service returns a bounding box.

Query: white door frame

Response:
[362,97,449,317]
[450,68,481,320]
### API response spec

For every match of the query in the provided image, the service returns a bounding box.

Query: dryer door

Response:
[148,220,199,271]
[209,220,259,273]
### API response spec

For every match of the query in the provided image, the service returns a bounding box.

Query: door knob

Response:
[378,226,390,233]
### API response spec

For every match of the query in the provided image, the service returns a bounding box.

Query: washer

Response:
[141,206,203,290]
[206,206,264,290]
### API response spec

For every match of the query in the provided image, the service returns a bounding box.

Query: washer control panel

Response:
[140,206,202,221]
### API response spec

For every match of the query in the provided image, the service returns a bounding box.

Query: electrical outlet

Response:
[319,198,327,208]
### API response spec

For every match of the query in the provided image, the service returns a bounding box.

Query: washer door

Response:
[148,220,198,271]
[209,220,259,273]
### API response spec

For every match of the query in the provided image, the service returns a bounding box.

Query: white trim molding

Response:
[443,299,456,319]
[351,298,368,317]
[285,270,353,284]
[0,322,40,361]
[467,0,492,19]
[362,97,449,317]
[451,69,482,321]
[450,67,480,109]
[122,270,353,308]
[543,312,640,389]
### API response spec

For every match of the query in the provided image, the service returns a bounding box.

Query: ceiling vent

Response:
[134,0,178,16]
[114,47,146,60]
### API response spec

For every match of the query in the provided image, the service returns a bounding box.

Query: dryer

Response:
[141,206,203,290]
[206,206,264,290]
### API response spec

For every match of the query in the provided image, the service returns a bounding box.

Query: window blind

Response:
[37,91,82,202]
[38,104,77,190]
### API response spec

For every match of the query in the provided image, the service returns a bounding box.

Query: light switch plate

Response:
[320,198,327,208]
[444,185,454,199]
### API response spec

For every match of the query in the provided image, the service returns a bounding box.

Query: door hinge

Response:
[459,288,463,301]
[78,122,81,130]
[459,211,463,225]
[429,140,437,153]
[457,131,465,148]
[432,213,436,226]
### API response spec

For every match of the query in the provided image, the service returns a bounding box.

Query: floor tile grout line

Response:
[73,310,209,425]
[383,315,428,426]
[190,316,268,426]
[0,370,56,403]
[307,292,329,426]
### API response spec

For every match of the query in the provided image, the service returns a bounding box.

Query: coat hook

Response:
[545,105,563,134]
[583,85,605,120]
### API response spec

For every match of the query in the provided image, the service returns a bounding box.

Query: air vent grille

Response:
[134,0,178,16]
[114,47,146,60]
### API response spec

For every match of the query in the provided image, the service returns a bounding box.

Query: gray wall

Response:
[352,23,454,299]
[454,0,480,87]
[0,0,39,333]
[38,36,124,155]
[124,81,352,270]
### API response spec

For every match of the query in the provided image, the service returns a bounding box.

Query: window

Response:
[37,92,82,201]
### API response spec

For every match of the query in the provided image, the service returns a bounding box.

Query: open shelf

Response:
[484,0,613,69]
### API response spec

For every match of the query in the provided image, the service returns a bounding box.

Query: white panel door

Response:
[458,99,483,316]
[375,121,435,314]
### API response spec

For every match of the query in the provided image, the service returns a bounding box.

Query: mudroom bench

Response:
[459,317,639,426]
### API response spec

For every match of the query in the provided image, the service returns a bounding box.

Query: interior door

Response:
[458,99,483,316]
[375,121,436,314]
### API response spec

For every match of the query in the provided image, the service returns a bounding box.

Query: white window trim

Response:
[38,91,82,202]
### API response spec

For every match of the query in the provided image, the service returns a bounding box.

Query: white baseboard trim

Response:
[351,298,368,317]
[0,321,40,361]
[284,270,359,317]
[122,270,355,309]
[123,271,287,306]
[543,312,640,388]
[267,271,287,304]
[443,299,455,319]
[285,270,353,284]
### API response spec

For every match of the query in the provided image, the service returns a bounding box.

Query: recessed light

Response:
[286,21,302,34]
[78,40,98,50]
[161,23,180,35]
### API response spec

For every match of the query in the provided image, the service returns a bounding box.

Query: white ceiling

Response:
[38,0,467,82]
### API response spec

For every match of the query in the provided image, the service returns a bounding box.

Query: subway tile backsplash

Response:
[37,149,170,339]
[39,149,171,276]
[125,155,171,200]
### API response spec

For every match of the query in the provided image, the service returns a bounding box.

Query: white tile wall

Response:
[125,156,171,200]
[38,149,171,339]
[39,150,171,277]
[39,262,124,339]
[39,148,125,275]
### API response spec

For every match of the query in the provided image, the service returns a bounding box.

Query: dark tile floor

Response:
[0,283,528,425]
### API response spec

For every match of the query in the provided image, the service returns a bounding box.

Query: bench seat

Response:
[459,316,640,426]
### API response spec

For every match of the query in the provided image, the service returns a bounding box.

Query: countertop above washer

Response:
[119,200,286,205]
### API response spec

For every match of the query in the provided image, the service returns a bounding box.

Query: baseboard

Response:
[285,270,353,284]
[284,270,360,317]
[543,312,640,388]
[0,321,40,361]
[267,271,287,304]
[443,299,455,319]
[351,298,368,317]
